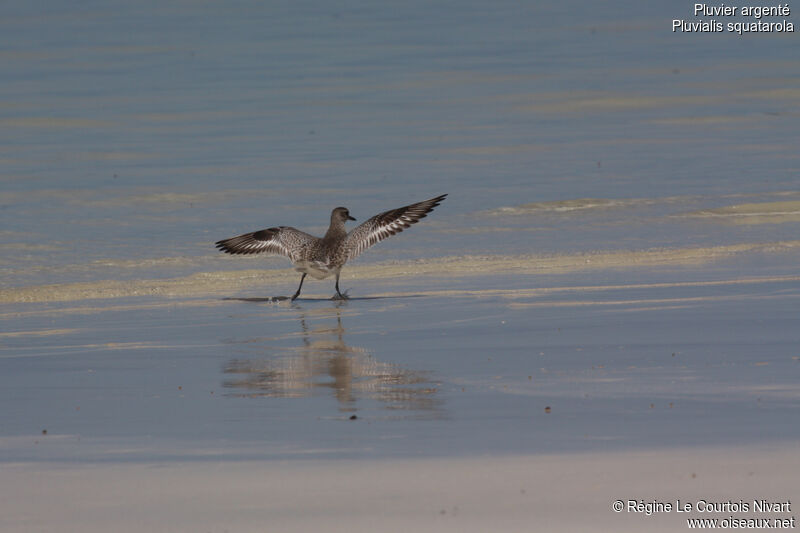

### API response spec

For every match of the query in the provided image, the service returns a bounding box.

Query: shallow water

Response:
[1,0,799,465]
[2,266,799,462]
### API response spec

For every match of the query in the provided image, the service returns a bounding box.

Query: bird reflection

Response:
[223,307,442,417]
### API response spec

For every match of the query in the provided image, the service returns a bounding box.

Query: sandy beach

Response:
[3,446,797,533]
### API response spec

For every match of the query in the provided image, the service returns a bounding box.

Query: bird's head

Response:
[332,206,356,223]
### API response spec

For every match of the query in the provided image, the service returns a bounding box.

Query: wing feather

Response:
[343,194,447,261]
[215,226,317,262]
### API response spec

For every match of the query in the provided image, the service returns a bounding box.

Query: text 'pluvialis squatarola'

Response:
[215,194,447,300]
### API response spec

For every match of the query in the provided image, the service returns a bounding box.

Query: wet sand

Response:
[2,445,797,533]
[4,242,798,530]
[3,240,799,303]
[3,246,798,454]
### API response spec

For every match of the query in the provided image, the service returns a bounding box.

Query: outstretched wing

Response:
[343,194,447,261]
[215,226,316,262]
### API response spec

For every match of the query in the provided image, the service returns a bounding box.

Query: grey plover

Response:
[216,194,447,300]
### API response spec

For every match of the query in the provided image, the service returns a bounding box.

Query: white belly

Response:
[294,260,337,280]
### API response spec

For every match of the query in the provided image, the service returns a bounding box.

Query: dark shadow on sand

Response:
[222,294,426,303]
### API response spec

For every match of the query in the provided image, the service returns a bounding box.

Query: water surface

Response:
[1,0,799,464]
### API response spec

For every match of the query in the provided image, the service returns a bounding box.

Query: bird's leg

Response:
[333,273,349,300]
[291,273,307,301]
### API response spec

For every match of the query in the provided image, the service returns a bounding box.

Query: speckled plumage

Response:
[216,194,447,300]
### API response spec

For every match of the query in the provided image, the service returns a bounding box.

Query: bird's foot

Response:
[331,289,350,301]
